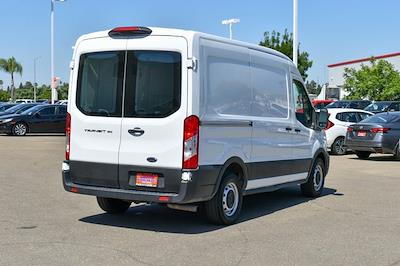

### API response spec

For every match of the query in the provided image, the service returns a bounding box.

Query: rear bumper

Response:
[62,162,220,204]
[345,140,393,154]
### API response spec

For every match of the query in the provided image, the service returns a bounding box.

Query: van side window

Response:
[76,51,124,117]
[124,51,181,118]
[251,54,289,118]
[293,80,313,128]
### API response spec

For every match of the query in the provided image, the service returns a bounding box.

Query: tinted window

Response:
[361,113,399,124]
[38,107,56,116]
[388,102,400,111]
[124,51,181,118]
[336,112,358,123]
[58,106,67,115]
[357,112,372,121]
[293,80,313,128]
[364,102,391,112]
[77,51,124,117]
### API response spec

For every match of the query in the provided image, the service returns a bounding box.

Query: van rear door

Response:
[118,36,188,192]
[69,38,126,188]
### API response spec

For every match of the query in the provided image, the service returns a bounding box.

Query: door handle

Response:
[285,127,293,131]
[128,127,145,137]
[295,129,301,133]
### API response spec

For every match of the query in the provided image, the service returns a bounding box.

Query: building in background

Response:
[317,52,400,100]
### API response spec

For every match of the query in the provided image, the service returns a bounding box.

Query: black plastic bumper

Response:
[62,163,220,204]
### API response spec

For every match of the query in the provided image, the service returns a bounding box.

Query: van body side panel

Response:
[198,39,252,170]
[69,37,126,188]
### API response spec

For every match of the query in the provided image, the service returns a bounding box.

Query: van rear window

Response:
[124,51,181,118]
[77,51,124,117]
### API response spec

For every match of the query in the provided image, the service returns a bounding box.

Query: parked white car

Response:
[62,26,330,225]
[15,99,34,103]
[325,108,374,155]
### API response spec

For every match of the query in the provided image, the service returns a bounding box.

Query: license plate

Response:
[357,131,367,137]
[135,173,158,187]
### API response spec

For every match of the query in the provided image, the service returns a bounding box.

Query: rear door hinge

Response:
[69,60,74,70]
[187,57,197,71]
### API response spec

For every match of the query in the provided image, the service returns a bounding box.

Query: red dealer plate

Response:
[357,131,367,137]
[135,173,158,188]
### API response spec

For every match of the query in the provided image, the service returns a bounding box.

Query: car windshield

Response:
[3,104,26,113]
[21,105,43,115]
[360,113,399,124]
[364,102,391,112]
[326,101,349,108]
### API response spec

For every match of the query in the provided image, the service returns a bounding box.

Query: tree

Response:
[343,59,400,100]
[0,57,23,102]
[0,90,9,102]
[259,29,313,80]
[305,80,323,95]
[0,79,3,89]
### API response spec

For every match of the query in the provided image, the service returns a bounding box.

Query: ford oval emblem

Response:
[147,157,157,163]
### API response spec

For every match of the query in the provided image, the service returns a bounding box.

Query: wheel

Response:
[96,197,131,214]
[394,141,400,161]
[330,137,347,155]
[355,151,371,159]
[204,173,243,225]
[301,158,325,197]
[12,122,27,136]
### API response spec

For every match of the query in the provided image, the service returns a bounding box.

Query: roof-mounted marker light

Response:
[108,26,152,37]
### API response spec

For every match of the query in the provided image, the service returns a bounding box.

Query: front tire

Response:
[355,151,371,159]
[301,158,325,197]
[12,122,27,136]
[204,173,243,225]
[330,137,347,155]
[394,141,400,161]
[97,197,131,214]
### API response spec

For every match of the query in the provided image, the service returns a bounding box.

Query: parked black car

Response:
[326,100,372,110]
[0,105,67,136]
[345,112,400,159]
[0,103,18,112]
[0,103,41,117]
[363,101,400,114]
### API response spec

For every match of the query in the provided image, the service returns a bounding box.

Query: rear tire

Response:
[301,158,325,197]
[96,197,131,214]
[355,151,371,159]
[204,173,243,225]
[330,137,347,155]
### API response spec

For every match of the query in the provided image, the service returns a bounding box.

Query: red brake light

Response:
[324,120,334,130]
[183,115,199,170]
[370,128,390,133]
[347,127,353,133]
[66,112,71,160]
[108,26,152,37]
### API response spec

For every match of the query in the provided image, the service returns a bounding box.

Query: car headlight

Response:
[0,118,13,124]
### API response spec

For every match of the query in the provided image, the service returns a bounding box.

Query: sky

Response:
[0,0,399,88]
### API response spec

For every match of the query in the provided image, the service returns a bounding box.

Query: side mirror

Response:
[316,108,329,130]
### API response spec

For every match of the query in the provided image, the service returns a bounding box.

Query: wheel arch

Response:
[210,157,249,198]
[308,148,330,180]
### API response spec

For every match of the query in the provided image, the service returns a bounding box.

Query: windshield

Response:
[360,113,398,124]
[364,102,391,112]
[21,105,43,115]
[326,101,349,108]
[6,104,38,114]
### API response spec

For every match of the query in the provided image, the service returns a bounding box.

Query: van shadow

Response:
[79,187,337,234]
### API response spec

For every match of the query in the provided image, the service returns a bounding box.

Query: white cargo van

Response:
[62,26,329,225]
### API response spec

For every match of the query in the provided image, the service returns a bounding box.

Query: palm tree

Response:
[0,57,23,102]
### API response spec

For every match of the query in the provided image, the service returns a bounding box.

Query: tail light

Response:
[324,120,334,130]
[347,127,353,133]
[65,112,71,160]
[371,128,390,133]
[183,115,199,170]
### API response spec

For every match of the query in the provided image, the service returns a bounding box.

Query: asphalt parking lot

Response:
[0,136,399,266]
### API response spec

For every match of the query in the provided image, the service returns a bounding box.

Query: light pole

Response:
[33,56,41,102]
[51,0,66,104]
[293,0,298,66]
[222,18,240,40]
